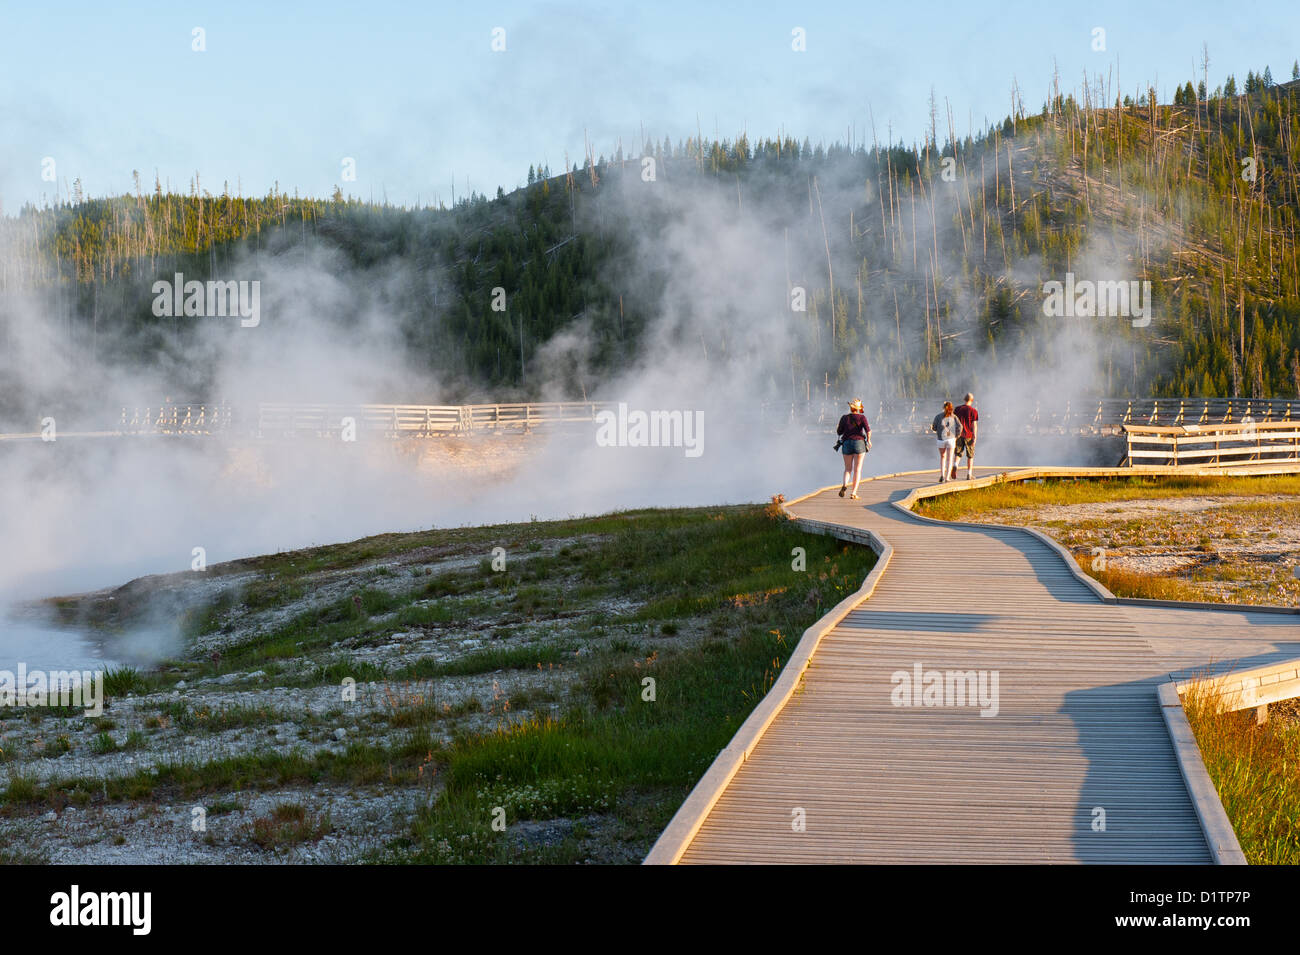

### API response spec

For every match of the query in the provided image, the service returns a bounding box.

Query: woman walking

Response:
[837,398,871,499]
[932,400,962,483]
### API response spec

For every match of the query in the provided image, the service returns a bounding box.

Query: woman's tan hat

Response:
[848,398,864,411]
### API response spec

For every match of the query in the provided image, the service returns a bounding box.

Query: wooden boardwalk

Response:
[671,469,1300,864]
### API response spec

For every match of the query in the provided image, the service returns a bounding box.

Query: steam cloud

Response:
[0,129,1162,667]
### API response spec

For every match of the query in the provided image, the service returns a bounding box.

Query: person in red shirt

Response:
[836,398,871,499]
[954,393,979,480]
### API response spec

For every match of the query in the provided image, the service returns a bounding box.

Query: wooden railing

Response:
[1158,656,1300,860]
[99,396,1300,439]
[112,401,619,436]
[251,401,619,436]
[256,403,462,436]
[813,396,1300,435]
[117,403,237,434]
[1124,420,1300,467]
[1175,658,1300,725]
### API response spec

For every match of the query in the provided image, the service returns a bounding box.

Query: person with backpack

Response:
[836,398,871,499]
[954,393,979,480]
[931,400,962,483]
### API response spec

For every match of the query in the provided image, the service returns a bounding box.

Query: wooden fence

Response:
[252,401,620,436]
[815,396,1300,435]
[103,396,1300,439]
[113,401,620,437]
[1124,420,1300,467]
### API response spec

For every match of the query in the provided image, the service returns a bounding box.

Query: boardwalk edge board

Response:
[1156,682,1249,865]
[641,506,893,865]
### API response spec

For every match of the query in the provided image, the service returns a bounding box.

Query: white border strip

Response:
[1157,682,1248,865]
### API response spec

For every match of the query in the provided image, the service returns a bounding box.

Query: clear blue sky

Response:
[2,0,1297,211]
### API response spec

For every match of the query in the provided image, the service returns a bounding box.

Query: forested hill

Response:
[4,66,1300,408]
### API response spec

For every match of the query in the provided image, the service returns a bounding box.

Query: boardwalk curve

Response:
[647,467,1300,864]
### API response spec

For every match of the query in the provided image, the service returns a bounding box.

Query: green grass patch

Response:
[390,622,846,863]
[249,803,333,850]
[103,666,148,697]
[392,644,577,681]
[145,700,289,734]
[212,588,413,667]
[1183,686,1300,864]
[0,732,441,812]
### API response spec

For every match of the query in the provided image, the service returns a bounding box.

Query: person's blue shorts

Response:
[841,438,867,454]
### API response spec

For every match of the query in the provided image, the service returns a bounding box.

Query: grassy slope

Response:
[2,502,876,864]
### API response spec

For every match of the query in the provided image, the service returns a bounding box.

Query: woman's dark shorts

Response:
[842,438,867,455]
